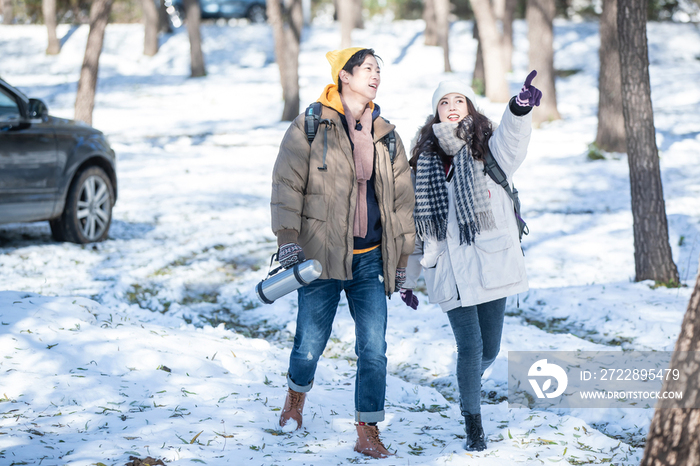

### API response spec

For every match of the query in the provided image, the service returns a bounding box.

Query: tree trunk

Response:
[617,0,679,284]
[435,0,451,72]
[472,22,485,95]
[424,0,438,46]
[142,0,159,56]
[158,0,172,33]
[302,0,310,25]
[69,0,82,24]
[43,0,61,54]
[267,0,302,121]
[2,0,13,24]
[493,0,515,71]
[353,0,363,29]
[470,0,509,102]
[501,0,517,72]
[338,0,354,48]
[595,0,626,152]
[640,266,700,464]
[74,0,113,126]
[183,0,206,77]
[527,0,560,124]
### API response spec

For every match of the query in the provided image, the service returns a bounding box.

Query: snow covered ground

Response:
[1,16,699,465]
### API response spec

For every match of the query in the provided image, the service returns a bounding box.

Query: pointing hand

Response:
[515,70,542,107]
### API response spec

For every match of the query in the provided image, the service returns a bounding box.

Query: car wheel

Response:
[50,166,114,244]
[247,4,266,23]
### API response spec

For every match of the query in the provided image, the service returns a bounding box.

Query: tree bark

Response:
[501,0,517,72]
[470,0,509,102]
[69,0,82,24]
[74,0,113,126]
[595,0,626,152]
[2,0,13,24]
[640,266,700,464]
[158,0,173,33]
[424,0,438,46]
[183,0,206,77]
[267,0,302,121]
[43,0,61,54]
[353,0,363,29]
[472,22,485,95]
[338,0,353,48]
[618,0,678,284]
[142,0,160,56]
[435,0,451,72]
[492,0,515,71]
[527,0,560,124]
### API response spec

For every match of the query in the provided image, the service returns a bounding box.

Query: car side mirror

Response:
[28,98,49,121]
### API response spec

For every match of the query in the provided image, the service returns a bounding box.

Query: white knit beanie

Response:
[431,80,477,114]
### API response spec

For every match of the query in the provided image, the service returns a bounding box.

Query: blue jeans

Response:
[286,247,388,423]
[447,297,507,416]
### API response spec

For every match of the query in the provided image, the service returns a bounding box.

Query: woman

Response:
[401,71,541,451]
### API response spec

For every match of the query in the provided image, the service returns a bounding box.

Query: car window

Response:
[0,88,20,121]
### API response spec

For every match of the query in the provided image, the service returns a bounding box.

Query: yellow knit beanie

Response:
[326,47,365,85]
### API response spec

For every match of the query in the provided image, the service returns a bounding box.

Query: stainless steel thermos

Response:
[255,259,323,304]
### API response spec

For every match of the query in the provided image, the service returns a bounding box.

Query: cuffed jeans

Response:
[286,247,388,423]
[447,297,507,416]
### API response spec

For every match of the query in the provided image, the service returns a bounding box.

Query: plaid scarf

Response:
[415,119,496,245]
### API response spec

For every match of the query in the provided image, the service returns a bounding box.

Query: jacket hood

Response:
[317,84,376,116]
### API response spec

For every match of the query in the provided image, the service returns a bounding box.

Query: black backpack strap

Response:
[308,108,396,169]
[304,102,323,145]
[483,147,529,242]
[304,102,333,171]
[378,116,397,164]
[383,129,397,165]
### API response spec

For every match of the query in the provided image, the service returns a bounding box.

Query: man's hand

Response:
[278,243,305,269]
[395,267,407,291]
[515,70,542,107]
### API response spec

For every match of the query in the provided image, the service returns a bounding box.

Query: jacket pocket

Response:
[423,251,458,304]
[474,234,522,289]
[301,194,327,221]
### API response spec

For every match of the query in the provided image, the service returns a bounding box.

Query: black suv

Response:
[0,78,117,244]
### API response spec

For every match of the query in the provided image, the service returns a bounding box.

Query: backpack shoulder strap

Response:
[384,129,397,165]
[482,147,529,241]
[482,147,510,194]
[304,102,323,145]
[378,117,397,165]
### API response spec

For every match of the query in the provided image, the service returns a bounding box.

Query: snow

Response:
[1,16,700,465]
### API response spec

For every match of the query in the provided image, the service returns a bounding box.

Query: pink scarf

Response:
[340,96,374,238]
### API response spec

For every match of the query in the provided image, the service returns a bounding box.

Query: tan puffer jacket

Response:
[271,104,416,295]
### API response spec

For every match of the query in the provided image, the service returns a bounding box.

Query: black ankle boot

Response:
[464,413,487,451]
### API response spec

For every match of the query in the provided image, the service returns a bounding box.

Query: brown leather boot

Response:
[354,423,394,459]
[279,388,305,430]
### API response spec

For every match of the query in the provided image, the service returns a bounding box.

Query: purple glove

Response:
[395,267,406,291]
[278,243,305,269]
[515,70,542,107]
[400,289,419,310]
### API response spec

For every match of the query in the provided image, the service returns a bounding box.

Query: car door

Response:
[0,86,59,223]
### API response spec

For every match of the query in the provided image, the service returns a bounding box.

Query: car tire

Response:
[50,166,114,244]
[247,4,266,23]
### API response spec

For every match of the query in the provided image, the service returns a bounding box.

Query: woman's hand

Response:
[400,289,419,310]
[515,70,542,107]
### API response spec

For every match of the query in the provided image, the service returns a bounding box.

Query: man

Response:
[270,47,415,459]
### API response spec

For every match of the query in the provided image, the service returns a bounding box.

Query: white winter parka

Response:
[405,103,532,312]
